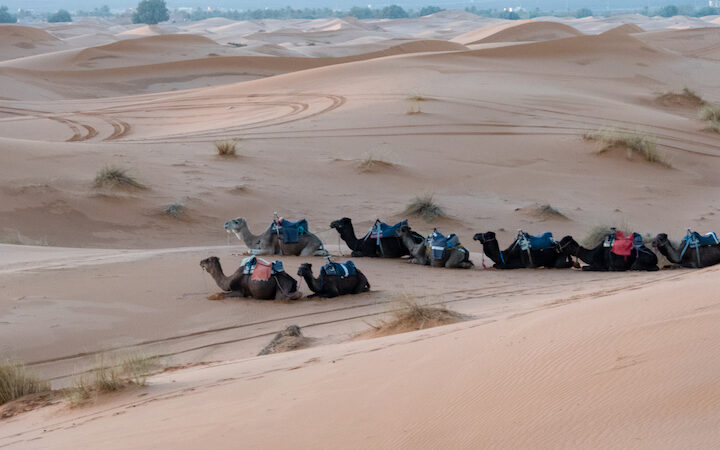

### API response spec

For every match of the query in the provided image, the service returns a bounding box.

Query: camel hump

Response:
[272,218,309,243]
[321,261,357,278]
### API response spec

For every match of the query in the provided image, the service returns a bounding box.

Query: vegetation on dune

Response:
[163,202,184,218]
[0,361,50,406]
[657,87,706,108]
[65,354,160,407]
[700,103,720,133]
[404,193,447,222]
[214,139,238,157]
[358,296,467,338]
[584,129,671,168]
[94,166,146,189]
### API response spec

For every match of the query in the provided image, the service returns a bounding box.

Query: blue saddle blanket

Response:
[368,219,407,239]
[518,232,556,251]
[429,230,460,260]
[682,231,719,247]
[271,219,308,244]
[321,261,357,278]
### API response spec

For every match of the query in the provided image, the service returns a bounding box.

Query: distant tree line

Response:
[5,2,719,25]
[181,4,444,21]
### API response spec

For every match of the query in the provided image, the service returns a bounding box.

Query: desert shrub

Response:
[94,166,146,189]
[0,361,49,405]
[163,202,184,218]
[404,193,446,222]
[584,129,671,167]
[214,139,237,156]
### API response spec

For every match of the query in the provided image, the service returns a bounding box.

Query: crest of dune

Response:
[452,20,583,45]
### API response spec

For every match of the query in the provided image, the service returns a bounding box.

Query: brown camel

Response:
[200,256,302,300]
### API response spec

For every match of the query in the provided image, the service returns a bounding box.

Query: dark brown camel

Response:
[296,262,370,298]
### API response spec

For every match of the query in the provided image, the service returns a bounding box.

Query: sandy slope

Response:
[2,261,719,448]
[1,14,720,449]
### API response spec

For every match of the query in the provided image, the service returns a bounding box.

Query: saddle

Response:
[682,230,719,248]
[271,218,308,244]
[517,231,556,251]
[605,230,643,257]
[366,219,408,240]
[242,256,285,281]
[427,229,462,260]
[321,260,357,278]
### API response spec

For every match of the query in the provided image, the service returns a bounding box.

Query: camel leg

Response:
[554,256,573,269]
[224,291,246,298]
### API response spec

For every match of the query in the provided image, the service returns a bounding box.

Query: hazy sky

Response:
[5,0,710,13]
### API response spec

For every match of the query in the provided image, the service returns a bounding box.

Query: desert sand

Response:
[1,11,720,448]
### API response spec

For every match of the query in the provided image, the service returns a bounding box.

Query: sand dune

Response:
[602,23,645,35]
[0,25,66,61]
[637,27,720,60]
[453,20,583,45]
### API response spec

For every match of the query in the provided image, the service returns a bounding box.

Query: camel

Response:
[558,236,659,271]
[653,233,720,268]
[472,231,574,269]
[200,256,302,300]
[296,262,370,298]
[396,226,473,269]
[224,217,328,256]
[330,217,423,257]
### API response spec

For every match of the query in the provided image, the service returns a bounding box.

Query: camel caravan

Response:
[200,214,720,300]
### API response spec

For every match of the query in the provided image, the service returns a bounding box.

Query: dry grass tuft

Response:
[404,193,446,222]
[581,225,616,247]
[214,139,238,156]
[65,354,160,407]
[358,296,467,339]
[163,202,184,218]
[700,103,720,133]
[657,87,706,108]
[94,167,146,189]
[0,361,50,406]
[357,152,395,172]
[584,129,671,168]
[257,325,314,356]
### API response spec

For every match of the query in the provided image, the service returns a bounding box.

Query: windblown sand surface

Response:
[1,13,720,448]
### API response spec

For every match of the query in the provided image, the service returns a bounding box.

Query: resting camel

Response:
[653,233,720,268]
[224,217,328,256]
[396,226,473,269]
[472,231,574,269]
[200,256,302,300]
[330,217,422,258]
[558,236,659,271]
[297,262,370,298]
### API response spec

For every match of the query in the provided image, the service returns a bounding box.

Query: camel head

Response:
[473,231,495,244]
[653,233,669,248]
[558,236,579,255]
[297,263,313,277]
[397,225,412,236]
[200,256,220,272]
[330,217,352,231]
[224,217,246,233]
